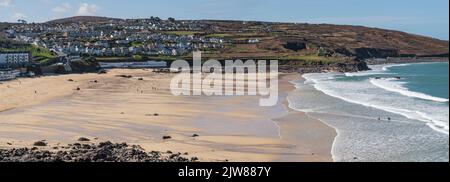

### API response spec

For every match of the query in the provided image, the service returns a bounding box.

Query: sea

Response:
[287,62,449,162]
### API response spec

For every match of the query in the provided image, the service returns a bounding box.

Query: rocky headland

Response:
[0,141,198,162]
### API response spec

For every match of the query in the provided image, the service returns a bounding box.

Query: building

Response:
[0,70,21,81]
[0,52,31,68]
[98,61,167,69]
[0,71,15,81]
[248,38,260,44]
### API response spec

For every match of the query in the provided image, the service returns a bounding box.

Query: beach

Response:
[0,69,336,162]
[290,62,449,162]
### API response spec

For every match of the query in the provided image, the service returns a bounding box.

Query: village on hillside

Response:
[1,16,448,81]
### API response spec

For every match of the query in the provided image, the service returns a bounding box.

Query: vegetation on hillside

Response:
[163,31,202,36]
[0,45,57,62]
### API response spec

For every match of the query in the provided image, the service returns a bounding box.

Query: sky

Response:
[1,0,449,40]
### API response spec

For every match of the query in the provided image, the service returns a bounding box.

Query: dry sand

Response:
[0,69,336,162]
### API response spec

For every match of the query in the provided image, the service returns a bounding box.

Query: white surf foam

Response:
[370,78,449,103]
[381,63,411,71]
[345,65,381,77]
[345,63,411,77]
[301,73,449,135]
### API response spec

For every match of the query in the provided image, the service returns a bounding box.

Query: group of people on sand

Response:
[378,117,392,121]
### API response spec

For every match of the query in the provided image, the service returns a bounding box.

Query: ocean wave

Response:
[370,78,449,103]
[344,64,410,77]
[314,83,448,135]
[345,72,378,77]
[345,71,395,77]
[381,64,411,71]
[302,73,449,135]
[344,67,388,76]
[416,111,450,133]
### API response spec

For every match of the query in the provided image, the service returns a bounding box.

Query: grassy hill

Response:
[198,20,448,60]
[46,16,122,24]
[1,23,56,63]
[3,17,449,67]
[40,17,449,61]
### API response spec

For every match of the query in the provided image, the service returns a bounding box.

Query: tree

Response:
[133,55,143,61]
[150,16,161,22]
[168,17,175,22]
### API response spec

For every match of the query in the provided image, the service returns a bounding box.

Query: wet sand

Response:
[0,69,336,162]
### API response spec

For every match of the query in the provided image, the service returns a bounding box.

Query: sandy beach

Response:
[0,69,336,162]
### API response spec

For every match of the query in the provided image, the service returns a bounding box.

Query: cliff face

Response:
[279,59,369,73]
[284,41,308,51]
[354,48,399,59]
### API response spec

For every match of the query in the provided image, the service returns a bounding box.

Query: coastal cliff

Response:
[279,59,370,74]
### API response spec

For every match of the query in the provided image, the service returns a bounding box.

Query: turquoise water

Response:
[388,62,449,100]
[288,62,449,161]
[337,62,449,133]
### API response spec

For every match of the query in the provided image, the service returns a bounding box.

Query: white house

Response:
[248,38,260,44]
[0,52,31,68]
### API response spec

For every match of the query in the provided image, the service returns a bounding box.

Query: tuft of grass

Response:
[35,58,52,64]
[133,55,143,61]
[130,42,144,47]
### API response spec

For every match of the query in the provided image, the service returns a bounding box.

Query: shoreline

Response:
[10,62,447,162]
[295,63,449,161]
[0,69,336,162]
[275,74,336,161]
[281,74,338,161]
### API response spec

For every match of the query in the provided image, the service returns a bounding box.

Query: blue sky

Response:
[1,0,449,40]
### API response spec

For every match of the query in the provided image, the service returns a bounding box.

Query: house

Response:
[0,52,31,68]
[98,61,167,69]
[112,48,121,55]
[103,48,113,56]
[121,47,130,56]
[171,49,178,56]
[248,38,260,44]
[0,70,17,81]
[115,40,130,45]
[92,49,103,56]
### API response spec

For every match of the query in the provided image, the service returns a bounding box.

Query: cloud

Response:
[76,3,98,16]
[0,0,12,7]
[52,2,71,13]
[12,12,27,20]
